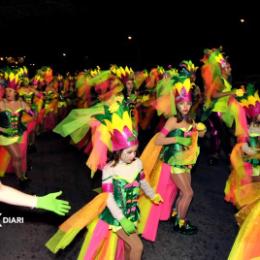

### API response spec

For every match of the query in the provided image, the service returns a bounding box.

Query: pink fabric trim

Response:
[142,162,178,241]
[83,219,125,259]
[140,171,145,180]
[237,136,249,143]
[160,128,169,136]
[27,120,37,134]
[84,219,109,259]
[102,183,114,192]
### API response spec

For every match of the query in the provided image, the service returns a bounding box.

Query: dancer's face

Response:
[5,88,16,101]
[177,101,192,116]
[222,62,232,77]
[126,80,134,94]
[120,144,138,164]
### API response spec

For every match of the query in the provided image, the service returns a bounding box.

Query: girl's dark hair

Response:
[107,146,140,167]
[108,150,122,167]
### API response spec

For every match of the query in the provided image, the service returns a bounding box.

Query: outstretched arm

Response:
[0,182,71,216]
[0,181,37,208]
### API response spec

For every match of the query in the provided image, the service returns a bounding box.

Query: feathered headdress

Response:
[240,84,260,119]
[4,71,20,90]
[156,74,193,117]
[201,47,228,108]
[111,65,135,84]
[54,96,137,176]
[95,97,138,151]
[86,96,138,176]
[38,66,53,84]
[146,66,165,89]
[179,60,198,77]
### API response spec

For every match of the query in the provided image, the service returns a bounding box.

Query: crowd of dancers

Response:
[0,47,259,259]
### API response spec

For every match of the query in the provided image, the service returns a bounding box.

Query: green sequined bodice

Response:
[100,172,141,226]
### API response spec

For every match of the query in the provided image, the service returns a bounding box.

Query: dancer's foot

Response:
[173,219,198,235]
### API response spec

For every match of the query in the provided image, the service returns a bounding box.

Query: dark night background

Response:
[0,2,259,259]
[0,1,260,82]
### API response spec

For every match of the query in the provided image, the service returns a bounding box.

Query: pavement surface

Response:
[0,131,238,260]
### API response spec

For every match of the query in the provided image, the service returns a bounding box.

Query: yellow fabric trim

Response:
[171,166,191,174]
[252,166,260,177]
[0,135,20,146]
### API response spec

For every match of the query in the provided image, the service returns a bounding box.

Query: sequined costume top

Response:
[0,102,26,137]
[100,158,155,229]
[160,125,200,173]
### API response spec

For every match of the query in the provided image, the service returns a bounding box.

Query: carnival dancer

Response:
[225,84,260,260]
[138,72,206,239]
[201,47,248,143]
[46,98,163,259]
[0,71,34,184]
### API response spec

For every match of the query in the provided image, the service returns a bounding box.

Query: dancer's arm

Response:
[0,182,71,216]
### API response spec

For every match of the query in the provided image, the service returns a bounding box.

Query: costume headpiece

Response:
[201,47,229,108]
[240,84,260,119]
[111,65,135,85]
[4,71,20,90]
[179,60,198,77]
[53,95,137,176]
[156,73,193,117]
[91,70,124,102]
[38,66,53,84]
[174,76,193,104]
[95,97,138,151]
[85,97,138,176]
[146,66,164,88]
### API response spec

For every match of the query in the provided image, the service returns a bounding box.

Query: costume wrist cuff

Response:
[160,127,169,136]
[140,171,145,180]
[102,183,114,192]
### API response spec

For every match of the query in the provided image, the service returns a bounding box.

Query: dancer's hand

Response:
[235,88,245,97]
[196,122,206,132]
[119,217,136,235]
[151,193,164,205]
[175,136,192,146]
[242,143,256,156]
[36,191,71,216]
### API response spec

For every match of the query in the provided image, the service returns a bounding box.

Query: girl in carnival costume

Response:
[45,98,163,260]
[201,47,248,143]
[138,72,206,239]
[240,85,260,182]
[225,84,260,205]
[0,70,34,184]
[178,60,202,120]
[225,85,260,259]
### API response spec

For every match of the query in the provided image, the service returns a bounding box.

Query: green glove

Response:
[175,136,192,146]
[36,191,71,216]
[119,217,136,235]
[151,193,164,205]
[2,128,16,136]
